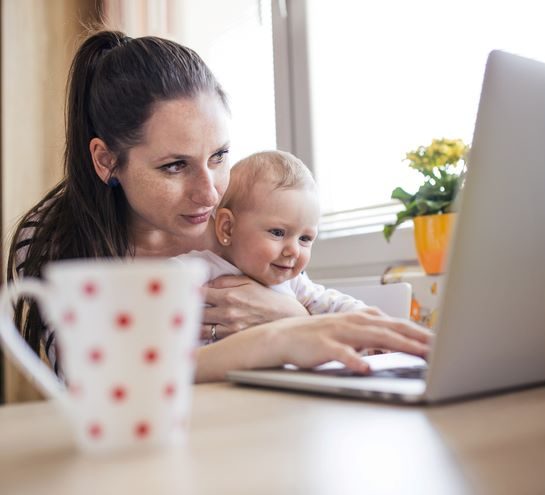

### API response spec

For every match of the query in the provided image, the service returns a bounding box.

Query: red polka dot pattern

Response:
[111,385,127,402]
[64,274,199,449]
[68,383,82,396]
[82,281,98,296]
[63,310,76,325]
[172,313,184,329]
[147,280,163,295]
[88,422,103,439]
[88,348,103,363]
[143,348,159,364]
[164,383,176,398]
[134,421,151,439]
[115,312,133,329]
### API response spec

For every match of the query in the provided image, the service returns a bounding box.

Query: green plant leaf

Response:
[390,187,414,205]
[383,223,395,242]
[383,206,419,242]
[413,199,451,215]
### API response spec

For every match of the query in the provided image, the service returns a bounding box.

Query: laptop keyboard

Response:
[313,365,427,379]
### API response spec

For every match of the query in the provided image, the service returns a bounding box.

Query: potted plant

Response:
[383,138,469,274]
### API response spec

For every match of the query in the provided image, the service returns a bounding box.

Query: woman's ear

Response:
[89,137,117,184]
[215,208,235,246]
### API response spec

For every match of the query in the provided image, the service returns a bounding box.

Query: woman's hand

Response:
[200,275,309,340]
[194,311,433,382]
[271,312,432,373]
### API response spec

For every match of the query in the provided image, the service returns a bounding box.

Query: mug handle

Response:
[0,279,68,406]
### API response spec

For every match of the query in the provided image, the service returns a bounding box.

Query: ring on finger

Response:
[211,324,218,342]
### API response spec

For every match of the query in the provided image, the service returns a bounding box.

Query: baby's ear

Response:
[215,208,235,246]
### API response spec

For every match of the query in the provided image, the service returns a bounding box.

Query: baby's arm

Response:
[291,272,369,314]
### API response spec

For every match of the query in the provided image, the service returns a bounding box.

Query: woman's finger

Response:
[199,323,234,342]
[361,306,385,317]
[203,284,259,310]
[214,323,240,339]
[382,319,433,344]
[206,275,253,290]
[327,342,371,374]
[202,286,225,307]
[322,316,430,357]
[203,305,246,330]
[354,312,433,344]
[200,324,215,341]
[354,325,431,357]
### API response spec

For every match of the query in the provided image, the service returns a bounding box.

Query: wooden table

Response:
[1,383,544,495]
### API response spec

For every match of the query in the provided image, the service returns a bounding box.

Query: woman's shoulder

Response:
[10,193,61,277]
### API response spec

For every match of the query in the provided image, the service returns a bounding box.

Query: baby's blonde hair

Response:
[219,150,316,212]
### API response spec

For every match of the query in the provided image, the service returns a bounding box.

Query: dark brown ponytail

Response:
[7,30,228,357]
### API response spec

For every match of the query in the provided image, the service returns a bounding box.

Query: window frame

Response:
[271,0,418,276]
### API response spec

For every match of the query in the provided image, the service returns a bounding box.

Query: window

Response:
[273,0,545,277]
[274,0,545,230]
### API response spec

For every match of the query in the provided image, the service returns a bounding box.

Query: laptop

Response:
[227,50,545,404]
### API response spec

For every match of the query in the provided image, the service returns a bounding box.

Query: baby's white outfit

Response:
[174,250,368,314]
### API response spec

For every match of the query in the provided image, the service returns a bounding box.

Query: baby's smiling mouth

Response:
[271,264,294,271]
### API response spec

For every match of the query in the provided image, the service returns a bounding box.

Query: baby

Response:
[176,150,369,314]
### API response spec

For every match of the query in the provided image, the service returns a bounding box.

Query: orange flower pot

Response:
[413,213,456,275]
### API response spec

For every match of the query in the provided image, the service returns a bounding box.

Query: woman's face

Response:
[116,93,231,248]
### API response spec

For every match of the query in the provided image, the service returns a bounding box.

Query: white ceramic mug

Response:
[0,258,207,454]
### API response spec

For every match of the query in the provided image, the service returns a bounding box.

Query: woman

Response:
[7,30,431,382]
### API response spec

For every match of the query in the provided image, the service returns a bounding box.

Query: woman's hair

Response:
[7,30,228,356]
[218,150,316,213]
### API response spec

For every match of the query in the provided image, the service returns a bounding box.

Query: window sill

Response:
[307,223,417,280]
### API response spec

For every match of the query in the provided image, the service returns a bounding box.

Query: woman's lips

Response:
[182,211,212,225]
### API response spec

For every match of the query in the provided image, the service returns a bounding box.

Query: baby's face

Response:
[227,184,320,286]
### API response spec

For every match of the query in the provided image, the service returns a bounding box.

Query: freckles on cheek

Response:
[128,174,182,210]
[149,183,183,209]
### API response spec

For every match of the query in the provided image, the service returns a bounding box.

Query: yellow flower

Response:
[406,138,467,173]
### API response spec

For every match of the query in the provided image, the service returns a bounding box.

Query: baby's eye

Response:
[269,228,285,238]
[299,235,314,244]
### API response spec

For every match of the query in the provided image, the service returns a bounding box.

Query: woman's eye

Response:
[160,160,187,174]
[269,229,285,238]
[211,149,230,164]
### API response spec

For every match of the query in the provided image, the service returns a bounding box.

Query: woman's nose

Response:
[190,169,219,207]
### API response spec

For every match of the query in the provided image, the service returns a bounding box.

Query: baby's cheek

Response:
[231,247,261,278]
[299,249,312,270]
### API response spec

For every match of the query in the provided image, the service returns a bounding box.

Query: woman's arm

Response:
[194,312,432,383]
[201,275,309,339]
